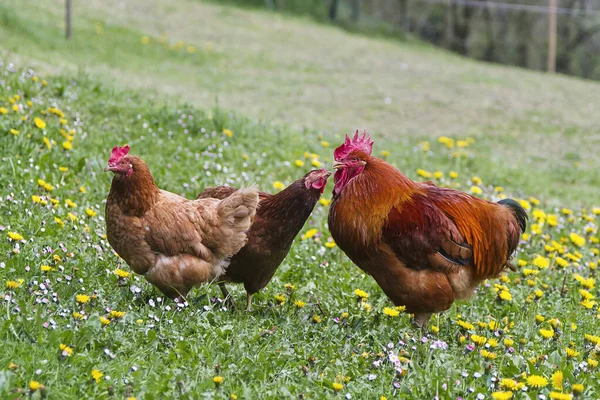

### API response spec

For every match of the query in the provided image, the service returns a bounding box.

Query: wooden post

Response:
[65,0,72,39]
[445,0,453,47]
[547,0,557,72]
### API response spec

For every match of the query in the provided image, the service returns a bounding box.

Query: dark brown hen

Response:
[196,169,331,310]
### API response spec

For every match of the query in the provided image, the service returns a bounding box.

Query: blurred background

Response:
[229,0,600,80]
[1,0,599,203]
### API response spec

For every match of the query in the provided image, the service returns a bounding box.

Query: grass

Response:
[0,0,599,205]
[1,63,599,400]
[0,0,599,398]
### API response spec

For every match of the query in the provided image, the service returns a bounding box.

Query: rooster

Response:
[197,169,331,310]
[328,131,528,328]
[104,145,259,300]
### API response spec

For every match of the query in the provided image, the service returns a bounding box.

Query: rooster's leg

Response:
[219,282,236,311]
[246,293,253,312]
[412,312,432,333]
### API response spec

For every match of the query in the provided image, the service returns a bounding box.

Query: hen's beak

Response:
[331,161,344,170]
[104,165,117,172]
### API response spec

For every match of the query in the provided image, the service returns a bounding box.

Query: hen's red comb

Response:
[333,130,373,161]
[108,145,130,164]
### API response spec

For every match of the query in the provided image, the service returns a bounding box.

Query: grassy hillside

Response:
[1,62,599,400]
[0,0,599,204]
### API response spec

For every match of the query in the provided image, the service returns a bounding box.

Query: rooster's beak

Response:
[331,161,344,170]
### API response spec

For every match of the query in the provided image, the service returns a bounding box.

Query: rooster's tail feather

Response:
[498,198,528,233]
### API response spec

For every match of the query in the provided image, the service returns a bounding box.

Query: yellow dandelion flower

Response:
[555,257,569,268]
[551,370,563,390]
[295,159,304,167]
[311,159,321,168]
[100,316,111,325]
[325,241,336,248]
[449,171,458,179]
[109,311,125,319]
[572,384,584,394]
[527,375,548,388]
[565,347,579,358]
[503,338,514,347]
[332,382,343,392]
[29,380,41,391]
[569,232,585,247]
[0,107,7,114]
[73,312,84,320]
[6,280,22,289]
[302,228,318,240]
[471,334,487,346]
[321,141,330,148]
[114,268,130,278]
[380,150,390,157]
[549,393,572,400]
[59,344,73,356]
[500,378,517,390]
[54,217,65,228]
[383,307,399,317]
[533,256,550,269]
[498,290,512,301]
[294,300,306,308]
[312,315,322,323]
[141,36,150,44]
[273,181,285,191]
[354,289,369,299]
[274,294,286,304]
[480,349,497,359]
[8,232,24,241]
[76,294,91,304]
[518,199,531,210]
[91,369,103,383]
[456,320,475,330]
[10,128,20,135]
[223,129,233,137]
[34,117,46,129]
[62,141,72,150]
[587,358,598,368]
[491,391,513,400]
[416,169,432,178]
[470,186,483,195]
[41,265,53,272]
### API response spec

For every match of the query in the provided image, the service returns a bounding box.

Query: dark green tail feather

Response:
[498,198,528,233]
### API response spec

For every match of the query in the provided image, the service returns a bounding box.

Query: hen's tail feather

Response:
[498,198,528,233]
[213,187,259,259]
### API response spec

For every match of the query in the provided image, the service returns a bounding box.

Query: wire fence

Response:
[409,0,600,16]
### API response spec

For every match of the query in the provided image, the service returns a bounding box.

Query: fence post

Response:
[66,0,72,39]
[547,0,557,72]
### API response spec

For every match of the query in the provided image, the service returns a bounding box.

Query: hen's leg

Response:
[412,312,432,334]
[219,282,236,311]
[246,292,253,312]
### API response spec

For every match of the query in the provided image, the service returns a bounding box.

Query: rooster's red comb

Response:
[333,130,373,161]
[108,145,130,164]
